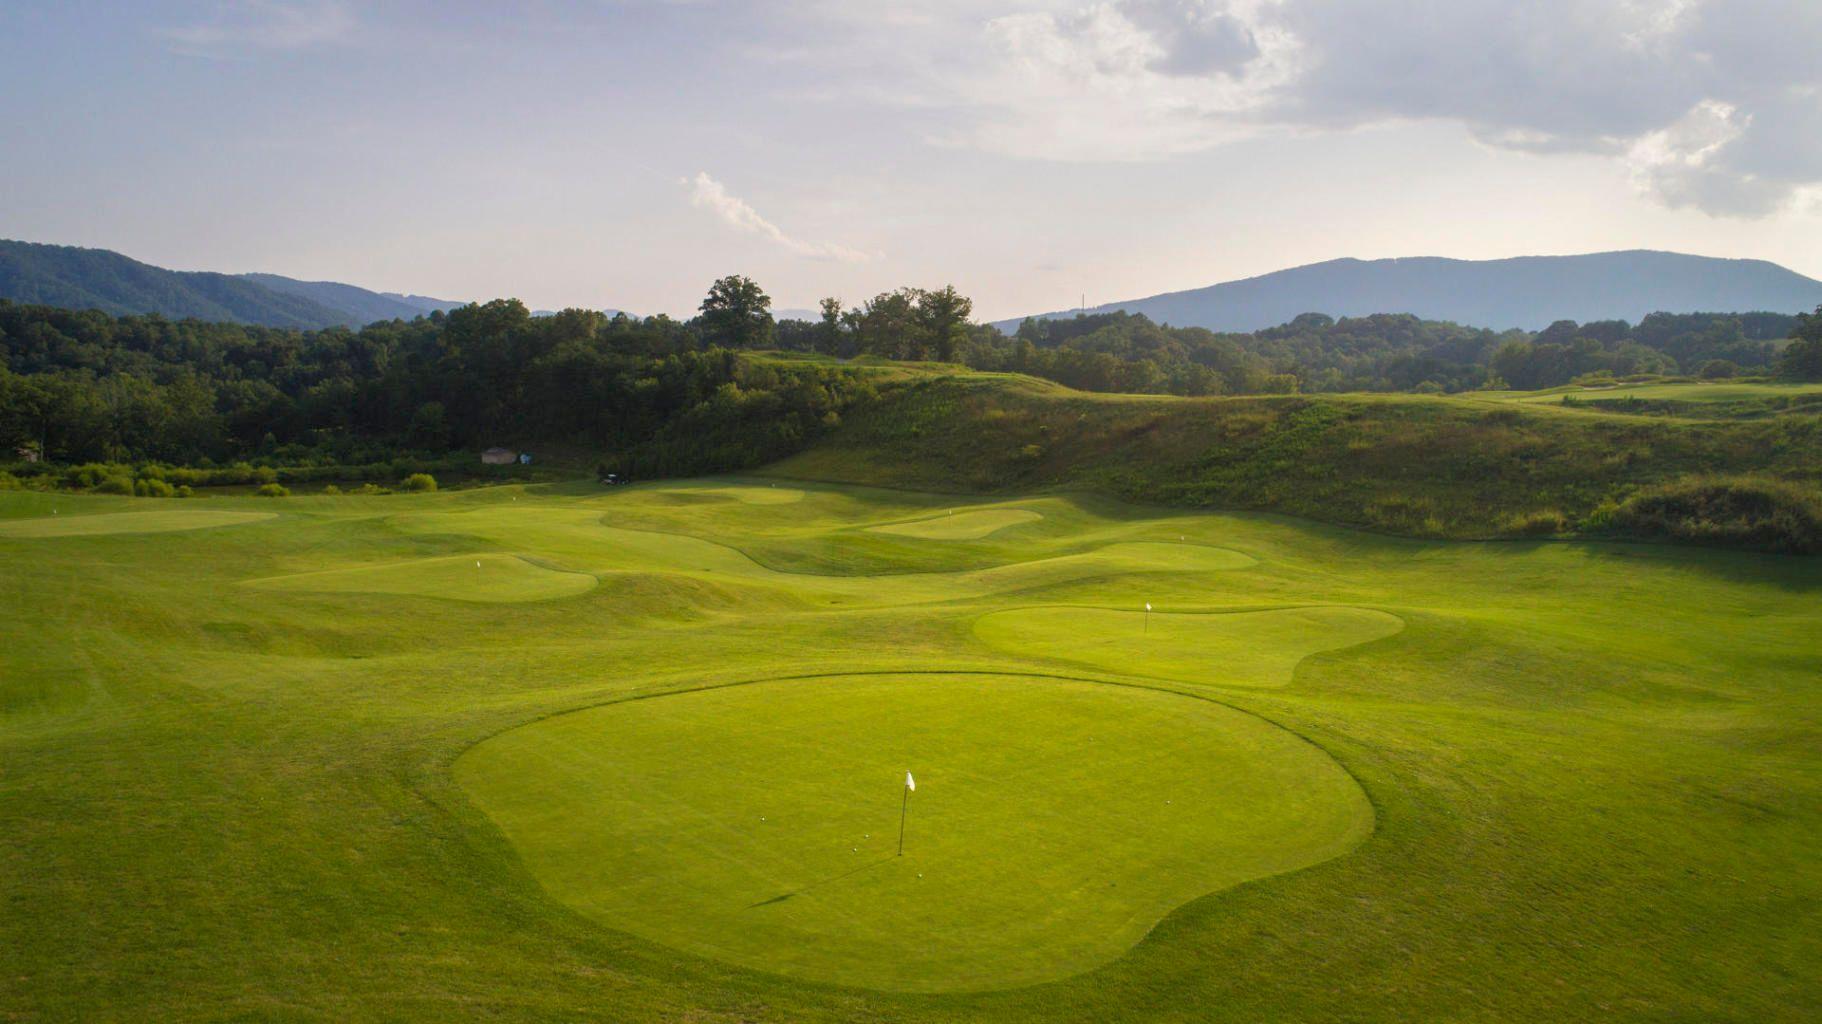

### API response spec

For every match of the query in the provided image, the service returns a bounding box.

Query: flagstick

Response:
[898,777,911,856]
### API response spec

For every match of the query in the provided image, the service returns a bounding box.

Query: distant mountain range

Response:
[0,240,465,329]
[10,241,1820,337]
[994,251,1822,333]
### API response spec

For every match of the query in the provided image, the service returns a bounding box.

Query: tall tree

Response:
[917,285,972,363]
[1780,306,1822,381]
[697,276,774,349]
[817,297,844,356]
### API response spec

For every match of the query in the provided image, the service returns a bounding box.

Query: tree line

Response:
[0,295,869,472]
[3,273,1819,469]
[728,275,1817,394]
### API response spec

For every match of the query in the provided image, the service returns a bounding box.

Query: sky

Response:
[2,0,1818,321]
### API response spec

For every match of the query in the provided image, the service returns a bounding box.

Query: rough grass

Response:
[769,373,1822,546]
[1596,475,1822,554]
[1,480,1818,1021]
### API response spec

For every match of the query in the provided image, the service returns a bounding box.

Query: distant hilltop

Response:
[994,251,1822,334]
[0,239,467,330]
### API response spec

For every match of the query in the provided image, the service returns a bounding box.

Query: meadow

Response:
[1,477,1818,1021]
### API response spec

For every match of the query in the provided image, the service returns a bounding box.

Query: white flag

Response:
[905,771,916,792]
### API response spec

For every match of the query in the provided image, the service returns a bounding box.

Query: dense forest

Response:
[0,290,869,473]
[774,286,1813,395]
[3,274,1820,473]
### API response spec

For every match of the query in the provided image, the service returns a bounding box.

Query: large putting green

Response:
[245,553,597,602]
[2,477,1818,1021]
[456,673,1370,990]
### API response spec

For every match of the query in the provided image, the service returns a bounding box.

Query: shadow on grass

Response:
[746,853,900,909]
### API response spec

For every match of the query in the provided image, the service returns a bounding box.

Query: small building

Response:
[481,447,517,465]
[14,445,41,464]
[517,452,532,465]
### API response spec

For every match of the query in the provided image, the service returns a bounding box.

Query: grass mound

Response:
[697,484,806,504]
[868,508,1042,540]
[0,509,274,538]
[245,553,597,602]
[770,373,1822,546]
[455,673,1371,991]
[1596,476,1822,554]
[974,606,1404,688]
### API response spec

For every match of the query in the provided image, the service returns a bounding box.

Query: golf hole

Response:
[456,672,1372,991]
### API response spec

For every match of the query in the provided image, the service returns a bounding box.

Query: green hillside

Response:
[772,371,1822,547]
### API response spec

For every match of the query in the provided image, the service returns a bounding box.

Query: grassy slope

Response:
[769,372,1822,540]
[1,480,1817,1021]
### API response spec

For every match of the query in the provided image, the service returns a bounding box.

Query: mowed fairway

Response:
[868,507,1043,539]
[457,673,1370,990]
[1,476,1818,1021]
[0,508,273,537]
[975,606,1405,688]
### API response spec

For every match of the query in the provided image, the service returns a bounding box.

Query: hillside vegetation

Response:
[773,372,1822,549]
[7,280,1822,553]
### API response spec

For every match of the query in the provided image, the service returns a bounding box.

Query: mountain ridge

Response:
[994,250,1822,333]
[0,239,466,329]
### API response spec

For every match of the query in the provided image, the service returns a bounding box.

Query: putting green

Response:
[0,509,274,538]
[869,508,1042,540]
[455,673,1372,991]
[244,553,596,603]
[974,606,1404,688]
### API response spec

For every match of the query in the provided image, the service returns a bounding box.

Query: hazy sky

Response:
[3,1,1819,320]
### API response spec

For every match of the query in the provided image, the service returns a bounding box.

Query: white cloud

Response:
[793,0,1822,218]
[162,1,355,57]
[683,172,875,263]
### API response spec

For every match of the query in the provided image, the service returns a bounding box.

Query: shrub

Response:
[70,464,114,488]
[322,483,342,496]
[0,471,19,491]
[356,483,389,495]
[400,473,438,493]
[1594,476,1822,554]
[135,478,176,498]
[1699,360,1739,380]
[254,483,291,498]
[174,485,194,498]
[93,476,134,495]
[1505,510,1568,536]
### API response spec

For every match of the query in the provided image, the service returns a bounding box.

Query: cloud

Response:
[830,0,1821,217]
[683,172,875,262]
[161,1,355,57]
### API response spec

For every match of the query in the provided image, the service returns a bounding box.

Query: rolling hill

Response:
[0,239,463,329]
[995,251,1822,333]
